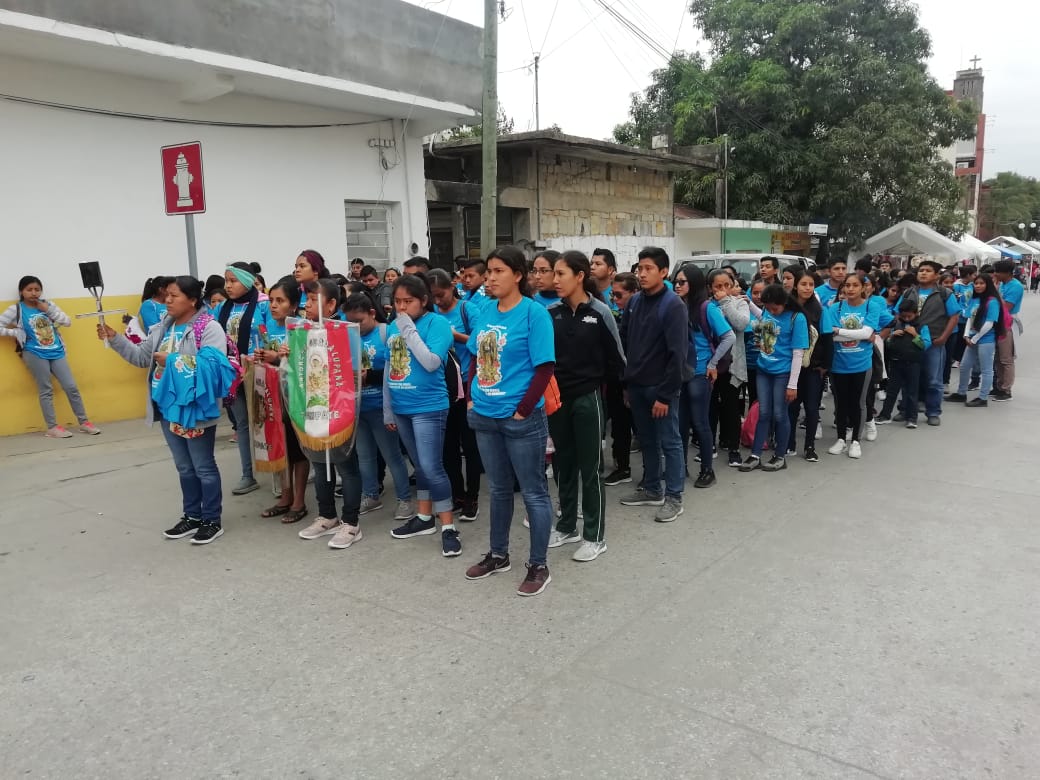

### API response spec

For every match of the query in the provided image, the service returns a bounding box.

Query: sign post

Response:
[160,142,206,278]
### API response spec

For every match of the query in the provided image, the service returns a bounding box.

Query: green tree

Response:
[614,0,978,245]
[980,172,1040,240]
[444,108,516,140]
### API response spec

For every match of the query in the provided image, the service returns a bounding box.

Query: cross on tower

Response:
[969,55,981,69]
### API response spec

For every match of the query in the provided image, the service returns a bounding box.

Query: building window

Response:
[345,202,391,264]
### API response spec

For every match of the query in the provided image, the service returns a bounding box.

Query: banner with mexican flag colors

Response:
[248,362,287,473]
[285,318,361,451]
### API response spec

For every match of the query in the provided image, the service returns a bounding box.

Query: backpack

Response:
[191,313,245,405]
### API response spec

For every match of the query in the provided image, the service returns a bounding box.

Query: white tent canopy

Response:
[957,233,1001,263]
[859,220,971,263]
[987,236,1039,258]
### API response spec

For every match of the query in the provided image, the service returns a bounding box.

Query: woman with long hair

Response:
[947,272,1005,407]
[99,276,233,543]
[216,261,270,495]
[704,268,749,469]
[464,246,556,596]
[786,271,829,461]
[428,268,483,522]
[739,284,809,472]
[823,274,880,459]
[545,250,625,562]
[0,276,101,438]
[383,273,460,556]
[293,250,329,315]
[686,266,737,486]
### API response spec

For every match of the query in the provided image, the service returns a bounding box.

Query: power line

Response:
[576,0,645,90]
[539,0,561,52]
[517,0,537,59]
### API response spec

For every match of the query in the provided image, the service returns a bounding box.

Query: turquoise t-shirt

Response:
[967,298,1000,345]
[824,300,880,374]
[756,309,809,375]
[692,301,732,376]
[258,318,287,350]
[359,324,387,412]
[468,297,556,418]
[384,312,453,415]
[151,323,191,392]
[223,299,270,353]
[139,299,167,333]
[868,295,894,329]
[20,303,66,360]
[816,282,841,308]
[999,278,1024,315]
[952,280,973,322]
[437,300,475,378]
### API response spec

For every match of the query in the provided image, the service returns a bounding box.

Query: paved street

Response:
[1,299,1038,780]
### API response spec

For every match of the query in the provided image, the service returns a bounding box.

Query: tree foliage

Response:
[980,172,1040,241]
[444,108,516,140]
[613,0,978,245]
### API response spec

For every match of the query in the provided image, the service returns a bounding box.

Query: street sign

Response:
[808,223,828,236]
[160,142,206,215]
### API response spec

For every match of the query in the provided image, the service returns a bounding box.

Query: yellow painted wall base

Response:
[0,295,149,435]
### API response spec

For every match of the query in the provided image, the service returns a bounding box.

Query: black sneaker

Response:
[163,516,200,539]
[694,470,716,489]
[991,390,1012,402]
[459,500,480,522]
[334,484,343,498]
[875,416,892,425]
[965,398,988,408]
[761,455,787,472]
[738,455,761,472]
[804,447,819,463]
[190,523,224,545]
[441,528,462,557]
[944,392,967,402]
[603,468,632,486]
[967,381,980,391]
[728,450,742,468]
[465,552,511,579]
[390,516,437,538]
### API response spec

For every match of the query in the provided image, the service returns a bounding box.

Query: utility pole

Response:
[533,53,540,130]
[480,0,498,255]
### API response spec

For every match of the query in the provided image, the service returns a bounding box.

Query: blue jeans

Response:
[957,340,995,400]
[685,376,714,471]
[159,420,222,524]
[468,408,552,566]
[356,408,411,501]
[922,345,946,418]
[394,409,452,514]
[311,450,361,525]
[628,384,684,499]
[230,392,254,482]
[753,372,790,458]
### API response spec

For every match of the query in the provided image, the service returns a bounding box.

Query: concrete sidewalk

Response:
[2,301,1039,779]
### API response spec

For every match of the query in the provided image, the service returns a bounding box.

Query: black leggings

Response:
[709,372,742,452]
[831,371,869,442]
[443,399,482,501]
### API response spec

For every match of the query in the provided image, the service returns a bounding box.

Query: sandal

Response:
[261,504,291,518]
[282,506,308,524]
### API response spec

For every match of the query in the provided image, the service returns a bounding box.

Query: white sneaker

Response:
[299,516,341,540]
[864,420,878,442]
[45,425,73,439]
[877,389,887,401]
[394,499,414,520]
[328,524,362,549]
[847,440,862,459]
[814,427,823,440]
[572,540,606,562]
[548,529,581,548]
[828,439,848,456]
[359,496,383,515]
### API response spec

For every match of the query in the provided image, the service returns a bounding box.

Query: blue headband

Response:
[226,265,257,289]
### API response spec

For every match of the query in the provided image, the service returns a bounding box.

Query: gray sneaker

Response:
[547,529,581,548]
[359,496,383,515]
[394,499,415,520]
[654,497,683,523]
[231,478,259,495]
[619,488,665,507]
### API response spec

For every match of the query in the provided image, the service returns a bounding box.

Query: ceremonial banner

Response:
[249,362,287,473]
[285,318,361,451]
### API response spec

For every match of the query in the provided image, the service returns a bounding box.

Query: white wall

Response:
[0,54,430,298]
[674,228,722,257]
[542,234,676,271]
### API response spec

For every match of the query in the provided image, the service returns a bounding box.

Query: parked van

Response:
[673,253,816,285]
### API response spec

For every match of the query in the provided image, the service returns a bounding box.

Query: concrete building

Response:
[0,2,480,435]
[424,130,713,268]
[943,64,986,233]
[673,207,811,257]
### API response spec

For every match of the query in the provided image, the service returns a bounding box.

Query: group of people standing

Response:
[2,244,1026,597]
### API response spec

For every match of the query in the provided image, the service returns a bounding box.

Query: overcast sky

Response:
[407,0,1040,180]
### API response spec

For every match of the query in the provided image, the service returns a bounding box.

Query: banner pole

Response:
[318,291,332,483]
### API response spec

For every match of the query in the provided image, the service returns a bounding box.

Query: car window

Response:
[732,260,759,282]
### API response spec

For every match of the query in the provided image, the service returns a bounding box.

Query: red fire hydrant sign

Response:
[160,142,206,215]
